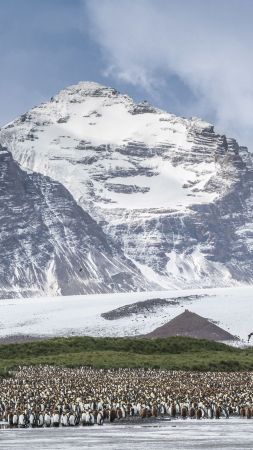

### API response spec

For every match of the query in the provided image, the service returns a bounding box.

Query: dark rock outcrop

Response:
[101,295,203,320]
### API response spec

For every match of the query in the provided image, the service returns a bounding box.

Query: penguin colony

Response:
[1,366,253,428]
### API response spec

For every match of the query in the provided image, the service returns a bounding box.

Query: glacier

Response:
[0,286,252,342]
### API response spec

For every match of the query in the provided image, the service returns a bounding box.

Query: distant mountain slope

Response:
[0,144,152,298]
[1,81,253,290]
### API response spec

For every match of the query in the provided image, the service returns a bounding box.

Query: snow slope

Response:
[0,286,252,343]
[1,81,253,292]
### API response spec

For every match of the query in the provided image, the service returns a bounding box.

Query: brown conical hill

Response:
[145,309,238,341]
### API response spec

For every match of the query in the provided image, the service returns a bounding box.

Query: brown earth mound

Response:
[145,309,238,341]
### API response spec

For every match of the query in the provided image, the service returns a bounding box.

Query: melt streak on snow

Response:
[0,286,252,343]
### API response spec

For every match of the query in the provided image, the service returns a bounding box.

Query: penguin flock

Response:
[1,366,253,428]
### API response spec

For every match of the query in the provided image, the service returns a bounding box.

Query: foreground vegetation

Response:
[0,336,253,376]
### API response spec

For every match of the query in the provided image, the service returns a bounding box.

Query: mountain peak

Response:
[54,80,121,103]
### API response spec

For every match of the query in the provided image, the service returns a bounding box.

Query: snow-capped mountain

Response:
[1,81,253,294]
[0,143,152,298]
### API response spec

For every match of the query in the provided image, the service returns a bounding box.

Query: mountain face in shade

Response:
[0,81,253,294]
[0,144,153,298]
[145,309,238,341]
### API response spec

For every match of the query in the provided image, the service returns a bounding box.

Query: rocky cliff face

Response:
[1,81,253,294]
[0,143,152,298]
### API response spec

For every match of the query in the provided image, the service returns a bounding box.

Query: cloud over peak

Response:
[85,0,253,148]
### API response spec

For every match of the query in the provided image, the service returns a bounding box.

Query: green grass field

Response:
[0,336,253,377]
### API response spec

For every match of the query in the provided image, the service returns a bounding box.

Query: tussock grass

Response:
[0,336,252,376]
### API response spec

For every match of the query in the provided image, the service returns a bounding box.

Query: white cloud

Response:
[85,0,253,148]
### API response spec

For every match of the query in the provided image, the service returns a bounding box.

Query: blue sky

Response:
[1,0,253,148]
